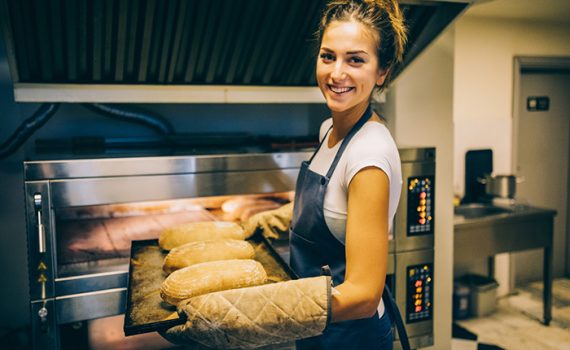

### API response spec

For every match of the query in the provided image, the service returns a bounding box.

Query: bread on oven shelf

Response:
[162,239,255,274]
[158,221,246,251]
[160,259,267,306]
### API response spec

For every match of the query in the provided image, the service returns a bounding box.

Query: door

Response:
[515,71,570,282]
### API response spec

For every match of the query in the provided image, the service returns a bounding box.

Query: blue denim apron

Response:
[290,105,394,350]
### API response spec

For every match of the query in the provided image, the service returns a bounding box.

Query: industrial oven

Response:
[24,147,435,350]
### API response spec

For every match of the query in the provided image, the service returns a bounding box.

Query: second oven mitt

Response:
[162,276,331,349]
[241,202,294,240]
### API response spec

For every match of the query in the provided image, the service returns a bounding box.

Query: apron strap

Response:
[308,125,334,164]
[383,286,411,350]
[308,104,374,169]
[325,104,373,179]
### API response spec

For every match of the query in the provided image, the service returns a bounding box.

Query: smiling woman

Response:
[287,1,408,350]
[316,20,385,115]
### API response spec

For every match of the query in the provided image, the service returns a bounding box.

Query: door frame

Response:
[512,56,570,280]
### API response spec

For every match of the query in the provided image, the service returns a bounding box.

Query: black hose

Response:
[83,103,175,135]
[0,104,60,159]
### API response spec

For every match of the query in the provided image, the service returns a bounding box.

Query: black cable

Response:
[83,103,175,135]
[383,285,411,350]
[0,104,60,159]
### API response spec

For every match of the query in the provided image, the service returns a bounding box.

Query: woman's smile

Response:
[328,84,355,95]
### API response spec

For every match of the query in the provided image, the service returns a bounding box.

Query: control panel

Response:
[407,176,434,236]
[406,263,433,323]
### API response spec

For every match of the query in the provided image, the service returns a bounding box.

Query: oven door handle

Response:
[34,193,46,254]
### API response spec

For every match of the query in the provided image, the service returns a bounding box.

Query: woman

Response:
[289,0,407,349]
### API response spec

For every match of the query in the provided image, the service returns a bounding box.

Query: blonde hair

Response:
[317,0,408,88]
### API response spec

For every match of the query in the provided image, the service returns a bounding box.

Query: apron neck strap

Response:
[308,125,334,163]
[325,104,373,179]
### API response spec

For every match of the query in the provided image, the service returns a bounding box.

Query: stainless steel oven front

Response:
[24,148,435,349]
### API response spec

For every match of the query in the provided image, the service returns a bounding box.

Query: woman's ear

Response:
[376,68,389,86]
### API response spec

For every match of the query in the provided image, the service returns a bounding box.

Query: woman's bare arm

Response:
[331,166,390,322]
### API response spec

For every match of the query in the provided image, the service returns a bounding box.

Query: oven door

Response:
[26,164,302,349]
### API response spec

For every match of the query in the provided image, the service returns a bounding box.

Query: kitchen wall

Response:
[452,15,570,293]
[388,28,455,350]
[0,33,328,330]
[453,16,570,195]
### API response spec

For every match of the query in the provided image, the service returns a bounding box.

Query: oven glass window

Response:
[54,192,293,278]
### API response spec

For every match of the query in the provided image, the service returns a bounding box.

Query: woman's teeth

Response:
[329,85,354,94]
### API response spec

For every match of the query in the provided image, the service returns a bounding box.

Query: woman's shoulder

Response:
[342,121,400,185]
[350,121,398,156]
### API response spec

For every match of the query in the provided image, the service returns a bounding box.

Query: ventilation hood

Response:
[0,0,473,103]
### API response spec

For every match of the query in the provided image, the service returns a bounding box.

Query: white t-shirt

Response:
[309,117,402,242]
[308,117,403,317]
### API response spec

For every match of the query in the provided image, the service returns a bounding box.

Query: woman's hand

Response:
[331,166,390,322]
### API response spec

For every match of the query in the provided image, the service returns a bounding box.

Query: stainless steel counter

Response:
[453,203,556,325]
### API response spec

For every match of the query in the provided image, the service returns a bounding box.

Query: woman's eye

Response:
[320,53,335,62]
[349,56,365,64]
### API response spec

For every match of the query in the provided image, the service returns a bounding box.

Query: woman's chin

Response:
[325,100,350,113]
[325,98,367,114]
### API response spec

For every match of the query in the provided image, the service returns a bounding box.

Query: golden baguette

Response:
[159,221,245,251]
[160,259,267,305]
[162,239,255,274]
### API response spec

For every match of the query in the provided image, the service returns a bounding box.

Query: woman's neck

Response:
[328,101,369,148]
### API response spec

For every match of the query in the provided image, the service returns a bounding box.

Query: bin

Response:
[453,281,471,320]
[457,274,499,317]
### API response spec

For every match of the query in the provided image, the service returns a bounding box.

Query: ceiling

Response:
[464,0,570,24]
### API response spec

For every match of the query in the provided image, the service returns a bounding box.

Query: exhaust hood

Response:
[0,0,473,103]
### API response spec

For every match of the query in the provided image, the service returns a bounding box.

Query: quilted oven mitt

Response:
[242,202,294,240]
[163,276,331,349]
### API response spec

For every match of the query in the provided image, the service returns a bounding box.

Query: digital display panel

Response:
[406,263,433,323]
[407,176,434,236]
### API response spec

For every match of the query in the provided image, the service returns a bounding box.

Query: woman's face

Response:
[316,20,387,113]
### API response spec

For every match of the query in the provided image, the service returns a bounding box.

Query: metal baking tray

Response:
[123,233,296,336]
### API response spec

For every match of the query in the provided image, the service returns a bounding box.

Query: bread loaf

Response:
[159,221,245,251]
[160,259,267,305]
[162,239,255,274]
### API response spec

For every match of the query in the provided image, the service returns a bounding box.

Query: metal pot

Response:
[477,174,524,199]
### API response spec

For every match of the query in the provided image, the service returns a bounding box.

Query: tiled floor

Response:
[452,278,570,350]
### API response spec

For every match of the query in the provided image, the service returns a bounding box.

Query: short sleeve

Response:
[343,124,398,189]
[345,149,393,188]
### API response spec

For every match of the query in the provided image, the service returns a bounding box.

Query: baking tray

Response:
[123,233,296,336]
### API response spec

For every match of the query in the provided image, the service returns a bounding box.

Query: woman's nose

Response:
[330,62,346,81]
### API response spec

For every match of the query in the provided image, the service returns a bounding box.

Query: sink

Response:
[454,203,512,219]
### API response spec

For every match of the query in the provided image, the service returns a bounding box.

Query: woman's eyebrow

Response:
[346,50,369,55]
[320,47,369,56]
